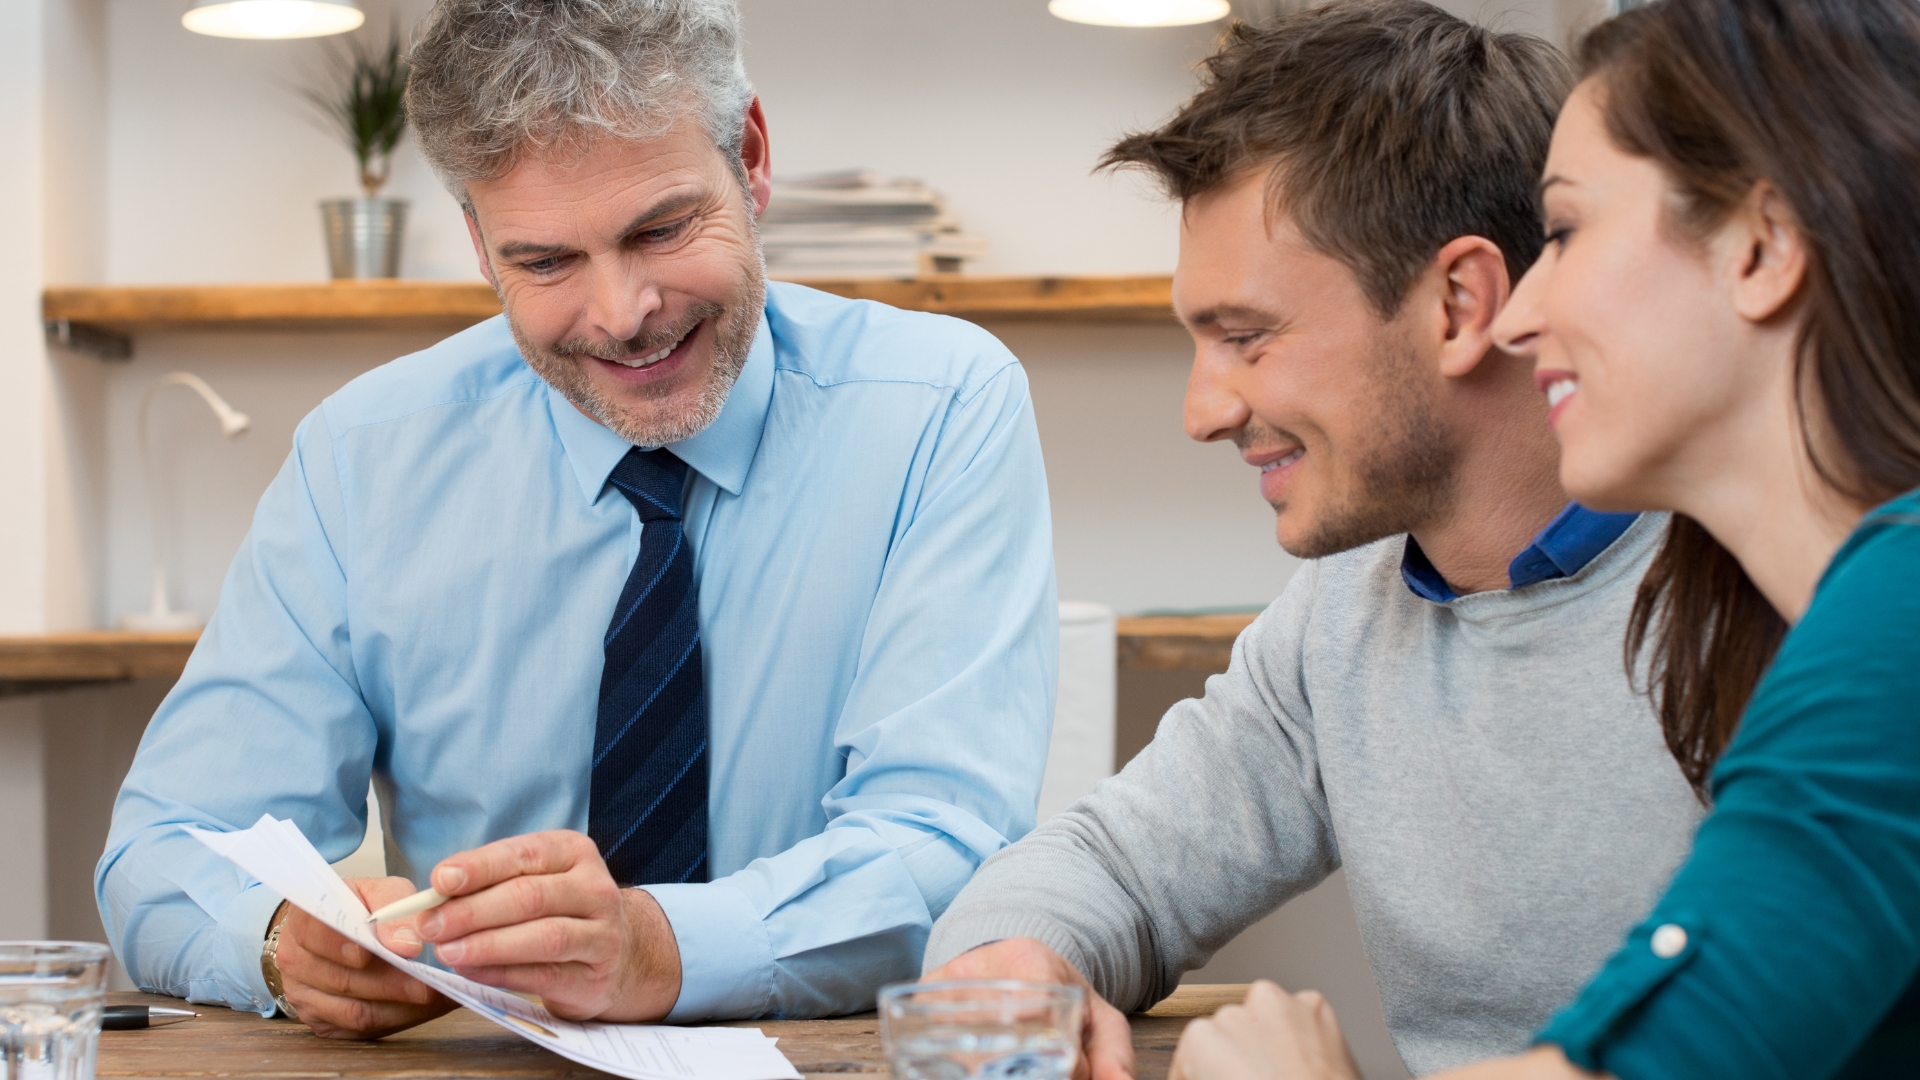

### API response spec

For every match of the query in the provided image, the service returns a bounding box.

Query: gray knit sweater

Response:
[926,514,1703,1076]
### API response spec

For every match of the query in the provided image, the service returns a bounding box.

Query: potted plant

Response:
[308,24,410,278]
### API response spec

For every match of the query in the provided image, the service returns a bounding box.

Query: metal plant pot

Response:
[321,197,408,279]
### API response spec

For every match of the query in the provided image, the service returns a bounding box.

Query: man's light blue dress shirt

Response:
[97,282,1058,1022]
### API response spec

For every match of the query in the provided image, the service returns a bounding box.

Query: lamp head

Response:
[183,0,364,39]
[217,408,253,440]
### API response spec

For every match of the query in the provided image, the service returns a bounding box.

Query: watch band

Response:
[261,906,300,1021]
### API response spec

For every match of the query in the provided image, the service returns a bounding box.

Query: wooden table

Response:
[98,985,1245,1080]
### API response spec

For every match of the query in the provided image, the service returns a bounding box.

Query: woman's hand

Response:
[1168,981,1362,1080]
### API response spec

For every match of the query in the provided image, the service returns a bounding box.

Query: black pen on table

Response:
[103,1005,197,1031]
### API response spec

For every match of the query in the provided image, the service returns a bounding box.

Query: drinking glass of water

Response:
[1,943,110,1080]
[879,980,1085,1080]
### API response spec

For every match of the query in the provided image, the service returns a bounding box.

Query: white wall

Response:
[103,0,468,284]
[1,0,53,635]
[2,0,117,639]
[39,0,112,634]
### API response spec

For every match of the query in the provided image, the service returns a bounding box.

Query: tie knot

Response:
[608,448,688,523]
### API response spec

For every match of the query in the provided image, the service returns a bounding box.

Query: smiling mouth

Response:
[1546,377,1578,409]
[1262,448,1304,473]
[609,321,699,369]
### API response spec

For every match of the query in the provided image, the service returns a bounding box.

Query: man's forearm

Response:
[646,816,992,1020]
[97,831,289,1015]
[926,812,1169,1013]
[930,596,1341,1014]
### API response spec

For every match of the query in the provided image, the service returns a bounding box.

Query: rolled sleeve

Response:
[1537,913,1705,1071]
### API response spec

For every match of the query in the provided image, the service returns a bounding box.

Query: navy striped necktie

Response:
[589,447,709,886]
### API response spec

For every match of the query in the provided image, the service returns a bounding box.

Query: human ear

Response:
[463,208,499,290]
[1727,181,1807,324]
[1432,235,1511,378]
[739,97,773,217]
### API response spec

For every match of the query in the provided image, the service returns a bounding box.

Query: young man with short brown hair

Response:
[923,3,1699,1075]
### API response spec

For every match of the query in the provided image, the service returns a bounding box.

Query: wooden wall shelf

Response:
[0,632,199,690]
[42,276,1175,338]
[0,614,1248,694]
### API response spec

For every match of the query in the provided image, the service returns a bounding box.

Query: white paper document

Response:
[188,815,803,1080]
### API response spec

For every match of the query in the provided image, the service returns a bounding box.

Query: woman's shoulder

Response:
[1820,486,1920,593]
[1733,488,1920,751]
[1857,485,1920,533]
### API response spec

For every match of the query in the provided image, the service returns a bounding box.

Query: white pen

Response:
[365,887,449,924]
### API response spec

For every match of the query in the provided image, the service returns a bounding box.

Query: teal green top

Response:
[1538,489,1920,1079]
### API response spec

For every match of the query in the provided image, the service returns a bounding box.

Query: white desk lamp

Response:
[121,373,252,632]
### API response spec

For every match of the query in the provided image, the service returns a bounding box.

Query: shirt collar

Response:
[1399,502,1642,603]
[1509,502,1641,587]
[547,310,776,505]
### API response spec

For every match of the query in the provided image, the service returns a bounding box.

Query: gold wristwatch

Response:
[261,904,300,1021]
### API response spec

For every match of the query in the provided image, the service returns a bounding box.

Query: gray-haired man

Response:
[98,0,1055,1039]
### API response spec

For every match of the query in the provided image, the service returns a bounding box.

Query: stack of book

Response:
[760,171,988,279]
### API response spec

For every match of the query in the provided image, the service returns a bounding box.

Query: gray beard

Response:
[510,270,764,448]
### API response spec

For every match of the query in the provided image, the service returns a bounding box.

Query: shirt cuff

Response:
[217,883,288,1017]
[645,881,776,1022]
[1536,913,1703,1070]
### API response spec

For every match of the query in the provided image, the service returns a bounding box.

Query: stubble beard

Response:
[1258,342,1461,561]
[511,230,767,448]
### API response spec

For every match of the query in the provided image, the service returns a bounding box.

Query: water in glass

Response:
[0,943,109,1080]
[880,981,1083,1080]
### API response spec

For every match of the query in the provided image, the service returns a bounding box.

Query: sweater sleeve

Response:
[923,563,1341,1013]
[1537,505,1920,1080]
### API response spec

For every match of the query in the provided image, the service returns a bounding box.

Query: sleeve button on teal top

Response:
[1649,925,1686,960]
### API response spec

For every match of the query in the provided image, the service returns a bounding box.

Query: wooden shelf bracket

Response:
[46,318,132,361]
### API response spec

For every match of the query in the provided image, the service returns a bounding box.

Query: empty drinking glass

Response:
[1,943,110,1080]
[879,980,1084,1080]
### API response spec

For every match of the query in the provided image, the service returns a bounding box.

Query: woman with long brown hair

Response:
[1163,0,1920,1076]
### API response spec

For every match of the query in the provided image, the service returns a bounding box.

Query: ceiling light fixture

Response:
[182,0,365,39]
[1048,0,1231,27]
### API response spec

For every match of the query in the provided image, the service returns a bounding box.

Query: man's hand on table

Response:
[414,829,683,1023]
[272,877,454,1040]
[924,938,1136,1080]
[1167,981,1360,1080]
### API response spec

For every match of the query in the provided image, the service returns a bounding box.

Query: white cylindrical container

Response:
[1040,601,1118,822]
